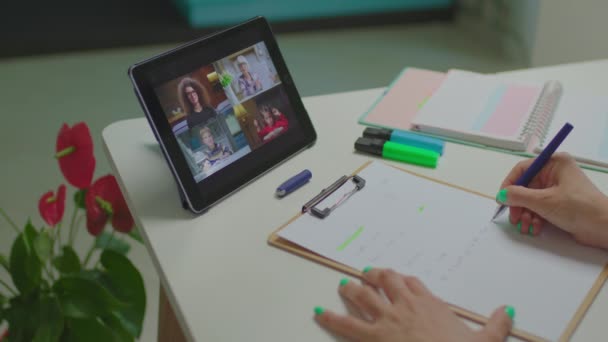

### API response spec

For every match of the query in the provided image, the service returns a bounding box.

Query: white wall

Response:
[501,0,539,66]
[458,0,608,67]
[531,0,608,66]
[455,0,539,66]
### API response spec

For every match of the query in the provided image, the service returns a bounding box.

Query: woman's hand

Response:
[497,152,608,247]
[315,268,513,342]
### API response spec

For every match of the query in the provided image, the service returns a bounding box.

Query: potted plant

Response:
[219,72,240,105]
[0,122,146,341]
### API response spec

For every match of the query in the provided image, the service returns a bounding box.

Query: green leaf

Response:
[34,230,53,263]
[52,247,81,275]
[0,254,9,273]
[95,231,130,255]
[64,317,115,342]
[54,275,128,319]
[0,299,5,328]
[100,250,146,337]
[73,189,87,209]
[9,223,42,295]
[101,313,135,342]
[32,295,64,342]
[4,294,40,341]
[127,228,143,244]
[0,293,6,321]
[22,220,38,253]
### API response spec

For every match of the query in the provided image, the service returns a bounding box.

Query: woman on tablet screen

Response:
[314,153,608,341]
[258,105,288,141]
[177,77,217,129]
[199,126,232,172]
[237,55,262,97]
[271,106,288,123]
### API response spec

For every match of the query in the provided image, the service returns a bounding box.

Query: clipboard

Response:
[268,161,608,342]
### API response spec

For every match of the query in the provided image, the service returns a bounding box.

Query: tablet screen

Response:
[130,17,316,213]
[153,41,293,183]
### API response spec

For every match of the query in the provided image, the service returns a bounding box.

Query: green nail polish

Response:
[363,266,373,273]
[517,222,522,232]
[314,306,325,315]
[496,189,508,203]
[339,278,349,286]
[504,305,515,320]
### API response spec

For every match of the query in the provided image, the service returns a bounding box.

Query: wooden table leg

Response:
[158,284,187,342]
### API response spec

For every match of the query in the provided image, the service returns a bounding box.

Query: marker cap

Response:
[362,127,444,155]
[354,137,439,168]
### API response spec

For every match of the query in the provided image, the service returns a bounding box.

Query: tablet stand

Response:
[177,185,189,210]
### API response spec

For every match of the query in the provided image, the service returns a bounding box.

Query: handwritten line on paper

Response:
[417,96,431,110]
[337,226,364,251]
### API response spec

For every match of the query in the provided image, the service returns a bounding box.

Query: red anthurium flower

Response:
[85,175,134,236]
[38,184,66,227]
[56,122,96,189]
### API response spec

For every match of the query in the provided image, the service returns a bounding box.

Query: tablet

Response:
[129,17,316,213]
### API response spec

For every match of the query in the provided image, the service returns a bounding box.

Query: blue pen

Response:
[491,122,573,221]
[362,127,445,155]
[276,169,312,197]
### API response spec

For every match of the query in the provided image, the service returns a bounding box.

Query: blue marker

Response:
[492,122,573,220]
[276,169,312,197]
[363,127,444,155]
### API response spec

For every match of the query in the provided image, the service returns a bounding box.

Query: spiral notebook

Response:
[410,70,608,168]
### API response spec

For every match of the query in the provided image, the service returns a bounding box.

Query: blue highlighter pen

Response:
[276,169,312,197]
[363,127,444,155]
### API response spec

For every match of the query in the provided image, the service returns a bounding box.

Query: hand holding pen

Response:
[492,123,573,223]
[493,123,608,246]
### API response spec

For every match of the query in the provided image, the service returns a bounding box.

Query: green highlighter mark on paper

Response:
[418,205,425,213]
[337,226,364,251]
[417,96,430,110]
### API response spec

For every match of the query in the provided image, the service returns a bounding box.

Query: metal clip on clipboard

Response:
[301,175,366,219]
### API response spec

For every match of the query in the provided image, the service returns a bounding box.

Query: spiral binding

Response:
[518,80,563,145]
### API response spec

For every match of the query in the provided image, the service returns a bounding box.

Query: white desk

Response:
[103,60,608,341]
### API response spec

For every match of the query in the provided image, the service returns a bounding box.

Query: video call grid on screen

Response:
[154,41,296,183]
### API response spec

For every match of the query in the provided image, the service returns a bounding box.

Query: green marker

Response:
[355,137,439,168]
[337,226,364,251]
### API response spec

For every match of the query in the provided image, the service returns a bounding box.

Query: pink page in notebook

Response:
[480,85,540,137]
[363,68,445,131]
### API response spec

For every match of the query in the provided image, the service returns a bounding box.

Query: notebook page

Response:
[412,70,542,150]
[278,162,607,341]
[361,68,445,131]
[535,92,608,167]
